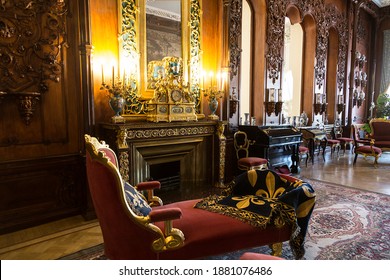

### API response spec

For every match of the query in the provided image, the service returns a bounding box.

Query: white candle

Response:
[101,65,104,84]
[220,95,223,120]
[112,66,115,87]
[209,71,214,88]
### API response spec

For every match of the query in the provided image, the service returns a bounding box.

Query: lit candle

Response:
[112,66,115,87]
[221,72,226,91]
[220,94,223,120]
[209,71,214,88]
[101,65,104,84]
[123,69,126,88]
[216,72,221,91]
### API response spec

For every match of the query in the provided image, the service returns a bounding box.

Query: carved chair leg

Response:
[353,153,358,165]
[269,242,283,257]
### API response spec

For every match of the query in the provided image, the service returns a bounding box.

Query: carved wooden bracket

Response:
[275,101,283,116]
[314,103,323,115]
[264,101,276,117]
[337,103,346,114]
[16,92,41,125]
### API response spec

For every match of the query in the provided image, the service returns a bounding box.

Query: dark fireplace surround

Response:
[100,121,217,195]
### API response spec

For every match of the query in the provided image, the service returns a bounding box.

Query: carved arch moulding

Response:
[0,0,68,125]
[265,0,348,92]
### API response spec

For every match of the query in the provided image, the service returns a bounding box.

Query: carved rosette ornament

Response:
[0,0,68,124]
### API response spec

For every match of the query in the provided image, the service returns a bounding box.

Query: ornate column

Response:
[216,121,227,188]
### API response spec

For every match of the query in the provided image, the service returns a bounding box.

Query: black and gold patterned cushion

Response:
[195,169,316,259]
[231,169,291,198]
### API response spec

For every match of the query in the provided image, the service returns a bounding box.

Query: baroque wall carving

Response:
[263,0,348,91]
[228,0,242,78]
[0,0,68,124]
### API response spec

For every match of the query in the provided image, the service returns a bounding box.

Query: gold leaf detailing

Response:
[296,199,316,218]
[265,171,276,195]
[302,185,316,198]
[236,198,251,209]
[247,169,258,187]
[232,195,266,209]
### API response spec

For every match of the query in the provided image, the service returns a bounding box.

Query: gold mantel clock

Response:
[146,57,197,122]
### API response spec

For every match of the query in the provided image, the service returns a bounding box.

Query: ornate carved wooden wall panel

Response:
[264,0,348,92]
[0,0,90,234]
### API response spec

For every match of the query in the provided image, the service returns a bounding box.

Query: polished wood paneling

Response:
[0,156,86,234]
[0,0,89,234]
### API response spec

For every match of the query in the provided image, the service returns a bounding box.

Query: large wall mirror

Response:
[119,0,200,116]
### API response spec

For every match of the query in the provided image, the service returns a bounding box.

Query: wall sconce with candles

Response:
[314,93,327,115]
[229,87,239,118]
[264,88,283,116]
[353,51,367,108]
[353,89,365,108]
[337,94,345,114]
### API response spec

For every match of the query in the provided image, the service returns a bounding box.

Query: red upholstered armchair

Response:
[369,118,390,152]
[85,134,315,260]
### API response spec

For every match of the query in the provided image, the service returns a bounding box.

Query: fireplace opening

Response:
[149,161,181,193]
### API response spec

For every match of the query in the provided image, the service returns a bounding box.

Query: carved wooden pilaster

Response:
[228,0,242,78]
[216,121,227,188]
[266,0,287,84]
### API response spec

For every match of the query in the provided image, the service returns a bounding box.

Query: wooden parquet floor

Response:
[1,151,389,260]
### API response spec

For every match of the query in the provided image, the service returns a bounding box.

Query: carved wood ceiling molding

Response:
[0,0,68,125]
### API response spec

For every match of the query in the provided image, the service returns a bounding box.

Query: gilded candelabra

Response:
[101,74,138,123]
[203,87,224,120]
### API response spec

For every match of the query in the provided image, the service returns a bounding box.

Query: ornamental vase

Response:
[109,94,125,116]
[208,98,218,116]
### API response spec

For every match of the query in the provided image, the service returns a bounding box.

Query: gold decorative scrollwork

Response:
[119,0,201,116]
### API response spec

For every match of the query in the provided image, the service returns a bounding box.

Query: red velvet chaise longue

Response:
[85,134,316,260]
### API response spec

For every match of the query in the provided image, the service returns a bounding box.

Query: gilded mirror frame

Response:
[119,0,201,117]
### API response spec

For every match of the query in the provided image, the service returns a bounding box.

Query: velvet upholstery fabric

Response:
[355,145,382,154]
[238,157,268,168]
[369,120,390,150]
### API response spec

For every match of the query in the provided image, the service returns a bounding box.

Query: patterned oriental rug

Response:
[60,178,390,260]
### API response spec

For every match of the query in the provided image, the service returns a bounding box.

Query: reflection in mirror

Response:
[146,1,182,64]
[146,0,182,90]
[282,17,303,119]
